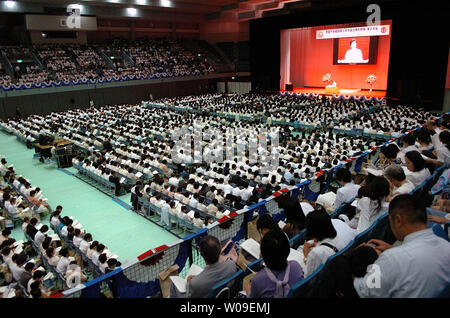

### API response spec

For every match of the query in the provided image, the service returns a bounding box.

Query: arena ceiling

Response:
[5,0,310,20]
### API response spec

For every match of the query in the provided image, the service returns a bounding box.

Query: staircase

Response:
[0,50,15,78]
[99,50,115,70]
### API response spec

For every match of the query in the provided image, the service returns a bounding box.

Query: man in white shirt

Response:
[333,168,360,210]
[34,225,48,246]
[56,248,71,275]
[79,234,92,255]
[354,194,450,297]
[189,193,199,209]
[72,229,83,248]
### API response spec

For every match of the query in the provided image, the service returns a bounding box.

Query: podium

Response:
[325,86,340,94]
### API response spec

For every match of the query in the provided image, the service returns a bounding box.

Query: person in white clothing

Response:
[34,225,48,246]
[46,247,60,267]
[397,134,419,164]
[383,165,416,200]
[426,130,450,166]
[56,247,71,275]
[338,39,368,64]
[333,168,360,210]
[404,151,431,187]
[78,233,92,255]
[331,218,355,249]
[356,177,390,234]
[354,194,450,297]
[302,210,343,277]
[72,229,83,248]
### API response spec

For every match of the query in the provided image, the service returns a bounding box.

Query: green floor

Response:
[0,131,178,263]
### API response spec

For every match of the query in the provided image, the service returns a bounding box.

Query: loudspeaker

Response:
[285,84,293,91]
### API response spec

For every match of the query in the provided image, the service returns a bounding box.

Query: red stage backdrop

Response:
[280,21,392,91]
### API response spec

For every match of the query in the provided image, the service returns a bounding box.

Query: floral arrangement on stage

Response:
[366,74,376,91]
[322,73,331,83]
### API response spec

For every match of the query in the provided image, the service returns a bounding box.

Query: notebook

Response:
[315,192,336,209]
[49,234,60,240]
[169,264,203,293]
[15,197,23,206]
[365,168,384,177]
[239,238,261,260]
[187,210,195,219]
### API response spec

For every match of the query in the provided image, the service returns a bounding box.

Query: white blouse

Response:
[356,197,389,234]
[405,167,431,187]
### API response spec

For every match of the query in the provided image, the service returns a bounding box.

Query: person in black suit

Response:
[131,181,143,211]
[26,218,39,240]
[103,140,113,153]
[109,171,121,196]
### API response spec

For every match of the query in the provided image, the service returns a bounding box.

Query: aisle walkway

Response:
[0,131,178,262]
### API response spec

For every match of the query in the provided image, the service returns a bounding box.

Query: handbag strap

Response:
[320,242,339,253]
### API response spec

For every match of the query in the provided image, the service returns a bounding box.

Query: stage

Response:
[280,87,386,99]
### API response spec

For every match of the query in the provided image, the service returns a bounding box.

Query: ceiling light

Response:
[160,0,171,8]
[5,1,16,8]
[127,7,137,15]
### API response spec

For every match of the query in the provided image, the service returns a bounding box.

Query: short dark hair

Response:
[381,144,400,159]
[32,270,45,280]
[25,262,35,272]
[305,210,337,241]
[199,235,221,265]
[402,134,416,146]
[107,258,117,268]
[389,194,427,225]
[256,214,278,232]
[98,253,107,264]
[336,167,351,183]
[1,229,11,236]
[30,287,42,298]
[59,247,69,257]
[348,246,379,277]
[405,150,425,172]
[260,229,290,271]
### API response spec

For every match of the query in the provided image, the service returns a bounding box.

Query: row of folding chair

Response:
[138,197,202,235]
[73,163,117,194]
